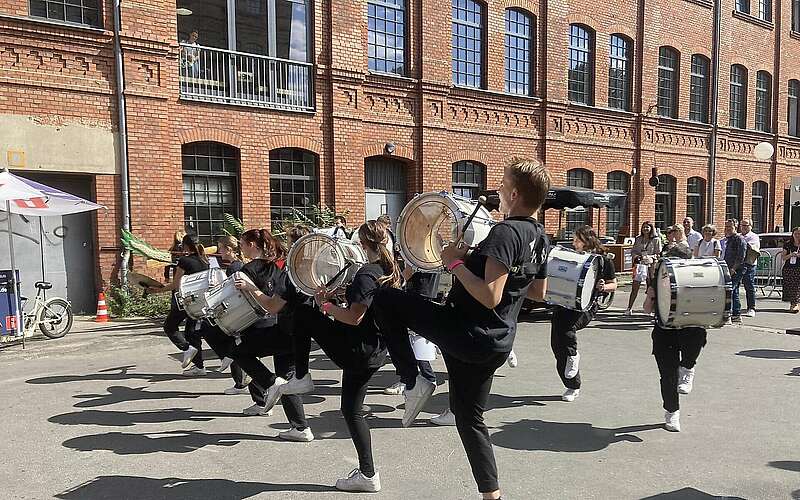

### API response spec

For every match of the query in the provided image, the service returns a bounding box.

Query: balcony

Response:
[179,43,314,112]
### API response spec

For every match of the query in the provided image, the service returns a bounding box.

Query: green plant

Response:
[222,213,246,239]
[107,285,171,318]
[272,204,350,237]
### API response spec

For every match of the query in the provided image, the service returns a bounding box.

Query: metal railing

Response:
[179,43,314,112]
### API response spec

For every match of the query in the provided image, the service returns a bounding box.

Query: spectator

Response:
[683,217,703,253]
[694,224,722,258]
[625,221,662,315]
[662,225,692,259]
[781,227,800,313]
[332,215,351,239]
[738,218,760,317]
[181,29,201,78]
[723,219,748,323]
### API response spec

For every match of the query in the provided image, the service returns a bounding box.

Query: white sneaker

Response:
[402,375,436,427]
[430,409,456,426]
[281,373,314,395]
[335,468,381,493]
[665,410,681,432]
[181,346,199,369]
[624,308,632,316]
[242,403,273,416]
[218,357,234,372]
[383,381,405,396]
[744,309,756,318]
[181,366,206,377]
[506,350,518,368]
[562,388,580,402]
[279,427,315,442]
[224,385,249,395]
[677,366,695,394]
[564,352,581,379]
[263,377,288,412]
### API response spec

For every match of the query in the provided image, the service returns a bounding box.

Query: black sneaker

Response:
[731,315,742,323]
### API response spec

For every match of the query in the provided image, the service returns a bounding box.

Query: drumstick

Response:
[324,261,353,289]
[454,195,487,246]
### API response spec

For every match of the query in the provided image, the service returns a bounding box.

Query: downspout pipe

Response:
[113,0,132,286]
[707,0,722,225]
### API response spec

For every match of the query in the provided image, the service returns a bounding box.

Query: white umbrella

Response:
[0,170,105,345]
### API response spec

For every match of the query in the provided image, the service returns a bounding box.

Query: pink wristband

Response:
[447,259,465,272]
[321,302,333,314]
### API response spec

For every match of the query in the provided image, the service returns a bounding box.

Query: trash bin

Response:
[0,270,21,336]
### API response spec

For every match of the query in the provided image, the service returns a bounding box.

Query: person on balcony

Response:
[180,29,201,78]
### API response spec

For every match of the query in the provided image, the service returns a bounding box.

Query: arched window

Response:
[269,148,319,226]
[608,35,632,111]
[565,168,593,237]
[755,71,772,132]
[689,55,710,123]
[730,65,748,129]
[568,24,594,105]
[657,47,679,118]
[452,0,485,88]
[726,179,744,222]
[452,161,486,200]
[686,177,706,229]
[655,174,676,231]
[368,0,406,75]
[505,8,535,96]
[752,181,769,234]
[789,80,800,137]
[606,171,630,238]
[182,141,240,244]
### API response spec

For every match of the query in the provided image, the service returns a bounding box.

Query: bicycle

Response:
[20,281,74,339]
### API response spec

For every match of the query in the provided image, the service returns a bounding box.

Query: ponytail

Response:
[358,220,401,288]
[241,228,287,262]
[182,233,208,264]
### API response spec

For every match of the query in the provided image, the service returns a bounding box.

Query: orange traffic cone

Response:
[95,292,109,323]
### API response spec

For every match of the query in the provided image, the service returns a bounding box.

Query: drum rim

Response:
[287,232,355,296]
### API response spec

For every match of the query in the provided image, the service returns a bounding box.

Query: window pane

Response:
[655,175,676,231]
[505,9,534,95]
[790,81,800,137]
[608,35,631,111]
[269,148,319,229]
[686,177,705,229]
[606,171,630,238]
[177,0,228,50]
[657,47,678,118]
[565,169,593,237]
[568,24,594,105]
[453,0,484,88]
[452,160,486,200]
[755,71,772,132]
[730,66,747,129]
[689,55,710,123]
[276,0,309,61]
[368,1,406,75]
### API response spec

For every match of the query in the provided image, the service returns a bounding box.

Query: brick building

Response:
[1,0,800,302]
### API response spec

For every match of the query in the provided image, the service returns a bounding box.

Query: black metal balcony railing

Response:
[179,43,314,112]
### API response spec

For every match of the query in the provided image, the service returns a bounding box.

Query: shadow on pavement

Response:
[27,365,226,385]
[736,349,800,359]
[639,487,745,499]
[769,460,800,472]
[491,419,662,452]
[62,430,280,454]
[787,367,800,376]
[49,408,245,427]
[72,386,219,408]
[55,475,332,499]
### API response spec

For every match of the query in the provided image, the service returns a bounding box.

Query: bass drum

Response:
[396,191,495,271]
[655,257,732,329]
[287,233,367,296]
[205,272,271,336]
[544,246,600,311]
[175,269,226,320]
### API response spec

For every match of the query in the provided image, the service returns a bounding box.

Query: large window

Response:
[505,9,534,96]
[794,0,800,32]
[790,80,800,137]
[30,0,100,27]
[606,171,630,239]
[755,71,772,132]
[752,181,769,234]
[686,177,706,229]
[726,179,744,222]
[368,0,406,75]
[608,35,632,111]
[452,161,486,200]
[182,142,240,245]
[568,24,594,105]
[736,0,750,14]
[269,148,319,225]
[657,47,679,118]
[689,55,710,123]
[655,174,676,231]
[565,168,593,237]
[730,65,747,129]
[452,0,485,88]
[759,0,772,21]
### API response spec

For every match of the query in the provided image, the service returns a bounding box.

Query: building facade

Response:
[1,0,800,298]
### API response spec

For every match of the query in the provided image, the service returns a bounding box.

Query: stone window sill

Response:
[0,13,108,34]
[684,0,713,9]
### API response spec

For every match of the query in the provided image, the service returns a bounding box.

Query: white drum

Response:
[175,269,226,320]
[410,333,436,361]
[396,191,495,271]
[205,272,271,336]
[544,246,601,311]
[287,233,368,296]
[655,257,732,329]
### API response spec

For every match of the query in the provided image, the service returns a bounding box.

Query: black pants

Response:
[550,307,581,390]
[652,328,707,412]
[230,325,307,430]
[200,323,248,388]
[163,298,203,369]
[418,360,436,384]
[292,303,385,477]
[373,287,507,493]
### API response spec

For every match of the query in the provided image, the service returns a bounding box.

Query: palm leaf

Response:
[121,229,173,262]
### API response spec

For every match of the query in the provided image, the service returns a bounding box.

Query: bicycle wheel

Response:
[38,298,73,339]
[596,291,615,311]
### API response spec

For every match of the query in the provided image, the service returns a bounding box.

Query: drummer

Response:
[549,225,617,402]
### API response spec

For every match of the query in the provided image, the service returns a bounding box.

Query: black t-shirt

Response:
[223,259,244,276]
[341,262,389,369]
[599,253,616,282]
[446,217,549,352]
[783,241,800,268]
[405,271,440,299]
[241,259,300,329]
[177,255,208,276]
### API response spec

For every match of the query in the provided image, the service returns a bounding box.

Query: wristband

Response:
[321,302,333,315]
[447,259,465,272]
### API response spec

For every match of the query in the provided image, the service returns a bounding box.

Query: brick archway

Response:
[177,128,243,148]
[360,142,414,162]
[265,135,323,155]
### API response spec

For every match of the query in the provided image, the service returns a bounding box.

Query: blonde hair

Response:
[506,157,551,210]
[358,220,401,289]
[701,224,717,237]
[668,224,686,242]
[217,235,242,261]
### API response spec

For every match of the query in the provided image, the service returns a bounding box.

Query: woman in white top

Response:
[693,224,722,258]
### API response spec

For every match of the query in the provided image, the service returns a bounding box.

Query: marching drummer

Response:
[549,225,617,402]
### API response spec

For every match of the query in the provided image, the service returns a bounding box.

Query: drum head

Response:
[397,192,471,271]
[287,233,359,296]
[655,260,673,325]
[580,257,600,309]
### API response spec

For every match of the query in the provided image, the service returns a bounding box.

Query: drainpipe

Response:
[113,0,132,286]
[707,0,722,225]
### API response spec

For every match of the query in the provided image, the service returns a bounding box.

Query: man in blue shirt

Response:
[723,219,748,323]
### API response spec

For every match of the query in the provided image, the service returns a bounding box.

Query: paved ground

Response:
[0,288,798,500]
